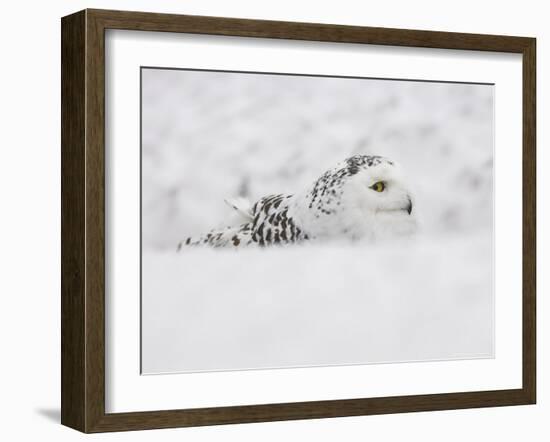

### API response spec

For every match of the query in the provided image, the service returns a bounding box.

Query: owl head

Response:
[300,155,418,241]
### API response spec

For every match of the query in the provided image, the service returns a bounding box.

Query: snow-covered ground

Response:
[142,235,493,373]
[141,68,494,374]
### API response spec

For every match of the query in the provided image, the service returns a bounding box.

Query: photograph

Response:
[140,67,495,375]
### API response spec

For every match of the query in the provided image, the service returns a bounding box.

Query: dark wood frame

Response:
[61,8,536,433]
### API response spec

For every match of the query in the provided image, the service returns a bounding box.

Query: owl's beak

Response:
[406,196,413,215]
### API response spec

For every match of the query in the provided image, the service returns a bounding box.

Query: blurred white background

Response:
[142,69,493,249]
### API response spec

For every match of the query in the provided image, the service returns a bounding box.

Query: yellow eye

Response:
[370,181,385,192]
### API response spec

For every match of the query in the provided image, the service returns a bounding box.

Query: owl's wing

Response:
[178,193,306,250]
[250,194,308,245]
[177,223,254,250]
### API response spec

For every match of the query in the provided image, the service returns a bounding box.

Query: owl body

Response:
[178,155,417,250]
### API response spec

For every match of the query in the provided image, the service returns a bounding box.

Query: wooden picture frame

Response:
[61,8,536,433]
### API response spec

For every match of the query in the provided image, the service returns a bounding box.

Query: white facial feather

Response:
[291,156,417,242]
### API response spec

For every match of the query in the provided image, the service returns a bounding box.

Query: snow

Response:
[140,68,494,374]
[142,235,493,373]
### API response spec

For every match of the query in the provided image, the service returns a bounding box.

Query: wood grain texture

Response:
[84,9,108,433]
[89,8,532,52]
[522,38,536,403]
[90,389,532,433]
[60,8,537,433]
[61,10,86,432]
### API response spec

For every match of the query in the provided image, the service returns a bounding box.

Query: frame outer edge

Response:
[84,9,108,433]
[60,8,537,433]
[522,37,536,404]
[86,8,532,52]
[61,10,87,432]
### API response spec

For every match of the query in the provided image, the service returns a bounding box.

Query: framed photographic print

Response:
[61,9,536,433]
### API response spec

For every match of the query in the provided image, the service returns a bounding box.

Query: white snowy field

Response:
[142,234,493,373]
[141,68,494,374]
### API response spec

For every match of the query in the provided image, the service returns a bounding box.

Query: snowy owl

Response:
[178,155,417,249]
